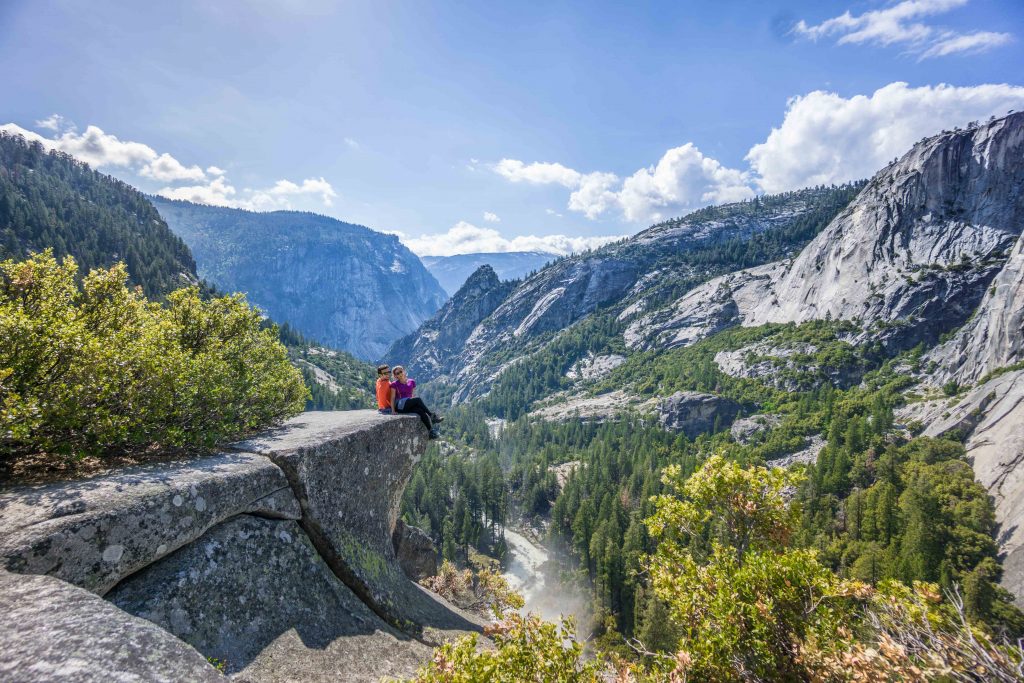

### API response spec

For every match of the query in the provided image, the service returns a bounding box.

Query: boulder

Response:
[0,570,222,682]
[392,520,438,581]
[767,435,826,469]
[0,452,299,595]
[565,353,626,381]
[108,515,432,682]
[730,414,782,444]
[657,391,740,439]
[232,410,482,635]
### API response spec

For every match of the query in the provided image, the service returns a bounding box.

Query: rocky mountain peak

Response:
[458,264,502,295]
[386,264,517,382]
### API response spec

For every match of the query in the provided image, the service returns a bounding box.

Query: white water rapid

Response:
[502,528,585,624]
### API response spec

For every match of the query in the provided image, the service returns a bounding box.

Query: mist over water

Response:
[502,528,589,628]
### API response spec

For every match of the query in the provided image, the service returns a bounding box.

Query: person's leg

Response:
[399,397,433,431]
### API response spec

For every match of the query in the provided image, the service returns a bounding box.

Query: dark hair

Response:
[377,364,390,375]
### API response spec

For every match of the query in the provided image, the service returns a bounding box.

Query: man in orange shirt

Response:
[376,364,393,414]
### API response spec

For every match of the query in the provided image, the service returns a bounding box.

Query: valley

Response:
[3,108,1024,680]
[392,112,1024,660]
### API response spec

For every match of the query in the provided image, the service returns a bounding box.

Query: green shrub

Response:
[0,251,308,463]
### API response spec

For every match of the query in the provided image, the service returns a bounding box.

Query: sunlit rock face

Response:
[627,112,1024,354]
[743,112,1024,348]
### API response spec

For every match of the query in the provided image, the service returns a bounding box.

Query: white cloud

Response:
[402,221,626,257]
[616,145,754,222]
[919,30,1013,58]
[495,146,752,223]
[51,125,161,169]
[0,123,50,145]
[158,177,238,205]
[1,121,212,185]
[35,114,73,132]
[568,172,620,220]
[494,159,582,187]
[746,82,1024,193]
[160,176,338,211]
[793,0,1012,59]
[344,137,359,149]
[206,165,226,176]
[140,152,207,182]
[266,177,337,206]
[483,211,500,223]
[545,208,563,217]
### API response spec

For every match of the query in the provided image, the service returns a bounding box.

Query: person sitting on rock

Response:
[376,364,393,414]
[389,365,443,438]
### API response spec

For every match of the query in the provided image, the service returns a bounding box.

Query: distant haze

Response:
[421,251,558,295]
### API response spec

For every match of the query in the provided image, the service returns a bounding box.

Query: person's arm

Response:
[390,387,397,411]
[409,379,416,397]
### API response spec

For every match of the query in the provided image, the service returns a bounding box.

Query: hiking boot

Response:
[429,428,441,439]
[432,414,445,424]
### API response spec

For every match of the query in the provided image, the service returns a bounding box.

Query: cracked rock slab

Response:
[108,514,432,682]
[0,570,222,683]
[0,452,298,595]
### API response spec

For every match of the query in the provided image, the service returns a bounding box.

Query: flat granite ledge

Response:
[231,409,425,454]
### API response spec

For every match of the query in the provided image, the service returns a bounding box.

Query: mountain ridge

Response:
[151,197,448,360]
[0,131,196,298]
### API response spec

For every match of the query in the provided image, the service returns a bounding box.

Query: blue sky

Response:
[2,0,1023,255]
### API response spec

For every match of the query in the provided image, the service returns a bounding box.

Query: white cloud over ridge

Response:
[496,146,752,224]
[793,0,1012,59]
[617,145,754,222]
[747,82,1024,193]
[140,152,207,182]
[401,221,625,257]
[0,119,339,212]
[483,211,500,223]
[494,82,1024,222]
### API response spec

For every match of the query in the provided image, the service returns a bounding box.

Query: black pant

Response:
[396,397,433,431]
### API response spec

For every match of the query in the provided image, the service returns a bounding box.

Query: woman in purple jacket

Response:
[389,366,443,439]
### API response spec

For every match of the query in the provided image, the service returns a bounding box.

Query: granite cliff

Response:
[626,113,1024,353]
[152,198,448,360]
[0,412,480,682]
[386,264,516,383]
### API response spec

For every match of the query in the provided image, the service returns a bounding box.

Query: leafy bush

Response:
[408,613,601,683]
[639,455,1024,682]
[420,560,524,617]
[0,251,308,463]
